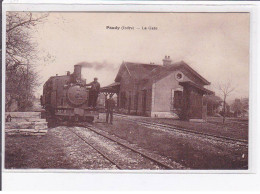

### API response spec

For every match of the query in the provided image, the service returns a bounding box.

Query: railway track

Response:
[68,127,123,169]
[114,114,248,147]
[68,124,185,170]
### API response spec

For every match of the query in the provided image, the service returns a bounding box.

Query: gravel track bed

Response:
[114,115,247,149]
[113,114,248,141]
[96,114,248,169]
[71,127,164,170]
[137,123,247,148]
[52,126,117,169]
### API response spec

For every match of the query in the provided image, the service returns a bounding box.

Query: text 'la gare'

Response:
[106,26,158,30]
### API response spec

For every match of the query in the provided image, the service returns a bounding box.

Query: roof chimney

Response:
[163,55,172,66]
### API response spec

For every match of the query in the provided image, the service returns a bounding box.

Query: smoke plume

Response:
[75,61,116,71]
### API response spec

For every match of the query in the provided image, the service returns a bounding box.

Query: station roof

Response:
[115,61,210,85]
[115,62,159,82]
[100,82,120,94]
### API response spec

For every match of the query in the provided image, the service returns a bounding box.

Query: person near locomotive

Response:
[85,77,100,108]
[105,94,116,124]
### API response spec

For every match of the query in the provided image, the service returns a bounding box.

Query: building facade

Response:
[101,56,213,120]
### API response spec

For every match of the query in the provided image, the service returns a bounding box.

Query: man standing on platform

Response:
[85,77,100,108]
[106,94,115,124]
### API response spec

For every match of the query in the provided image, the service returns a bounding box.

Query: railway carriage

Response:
[41,64,98,126]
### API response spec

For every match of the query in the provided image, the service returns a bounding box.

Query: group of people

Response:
[86,78,115,124]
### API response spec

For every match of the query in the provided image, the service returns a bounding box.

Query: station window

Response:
[120,91,126,108]
[134,92,139,110]
[174,90,183,109]
[171,89,183,110]
[175,72,184,81]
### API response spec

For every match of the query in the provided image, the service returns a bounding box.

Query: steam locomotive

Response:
[41,64,98,127]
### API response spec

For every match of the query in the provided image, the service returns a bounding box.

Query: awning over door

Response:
[179,81,214,95]
[178,81,214,120]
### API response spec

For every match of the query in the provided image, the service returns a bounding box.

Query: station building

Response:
[101,56,213,120]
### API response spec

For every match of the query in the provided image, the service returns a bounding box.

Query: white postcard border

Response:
[1,1,259,190]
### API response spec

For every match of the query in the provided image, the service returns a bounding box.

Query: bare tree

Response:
[217,81,235,123]
[5,12,48,111]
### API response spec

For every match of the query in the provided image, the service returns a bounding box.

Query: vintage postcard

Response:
[2,5,251,174]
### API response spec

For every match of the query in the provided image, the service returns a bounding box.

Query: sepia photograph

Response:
[3,11,249,171]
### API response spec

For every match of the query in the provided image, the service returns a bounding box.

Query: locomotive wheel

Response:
[47,118,56,128]
[86,116,94,123]
[75,114,79,122]
[46,116,55,128]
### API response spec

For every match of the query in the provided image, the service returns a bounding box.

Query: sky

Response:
[31,12,249,102]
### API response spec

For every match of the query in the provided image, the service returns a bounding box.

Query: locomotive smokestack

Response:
[73,64,82,80]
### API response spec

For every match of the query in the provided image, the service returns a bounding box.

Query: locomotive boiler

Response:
[41,64,98,127]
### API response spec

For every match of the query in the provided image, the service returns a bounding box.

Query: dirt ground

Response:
[5,127,117,169]
[5,133,73,169]
[96,114,248,169]
[118,115,248,141]
[5,114,248,170]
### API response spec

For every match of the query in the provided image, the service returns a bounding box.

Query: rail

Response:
[114,113,248,147]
